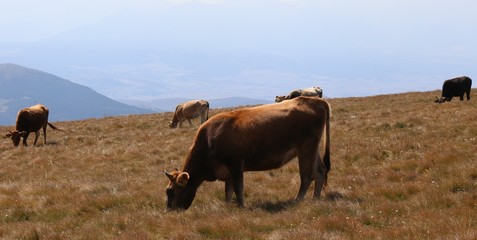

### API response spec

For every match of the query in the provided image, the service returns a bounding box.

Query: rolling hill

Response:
[0,63,154,126]
[0,90,475,239]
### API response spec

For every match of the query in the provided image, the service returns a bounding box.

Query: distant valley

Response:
[122,97,272,112]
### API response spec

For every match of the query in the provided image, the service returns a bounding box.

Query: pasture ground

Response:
[0,90,476,239]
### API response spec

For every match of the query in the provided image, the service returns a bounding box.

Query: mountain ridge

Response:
[0,63,154,126]
[0,64,275,126]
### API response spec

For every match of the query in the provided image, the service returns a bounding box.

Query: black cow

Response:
[435,76,472,103]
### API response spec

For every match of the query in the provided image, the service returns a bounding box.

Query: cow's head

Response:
[165,170,196,210]
[5,131,27,147]
[434,96,448,103]
[168,121,178,128]
[275,96,286,103]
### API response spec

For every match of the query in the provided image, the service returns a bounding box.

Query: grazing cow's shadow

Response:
[251,191,349,213]
[325,191,346,201]
[45,141,60,146]
[251,199,298,213]
[37,140,61,146]
[32,142,58,147]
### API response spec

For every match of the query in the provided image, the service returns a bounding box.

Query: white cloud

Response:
[0,99,11,113]
[166,0,224,4]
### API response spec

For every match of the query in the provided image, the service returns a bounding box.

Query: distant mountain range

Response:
[0,64,273,126]
[122,97,272,112]
[0,63,154,126]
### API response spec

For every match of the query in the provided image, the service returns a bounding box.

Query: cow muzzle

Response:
[434,97,447,103]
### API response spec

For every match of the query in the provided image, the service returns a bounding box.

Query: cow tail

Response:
[48,122,63,131]
[205,102,209,120]
[323,100,331,187]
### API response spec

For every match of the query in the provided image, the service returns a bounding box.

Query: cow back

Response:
[181,100,208,119]
[442,76,472,98]
[187,97,329,173]
[288,87,322,99]
[16,104,49,132]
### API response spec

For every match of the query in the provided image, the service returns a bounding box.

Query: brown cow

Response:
[165,97,331,210]
[275,86,323,102]
[6,104,61,147]
[169,100,209,128]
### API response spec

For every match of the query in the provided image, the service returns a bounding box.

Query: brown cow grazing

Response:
[434,76,472,103]
[6,104,61,147]
[165,97,331,210]
[169,100,209,128]
[275,86,323,102]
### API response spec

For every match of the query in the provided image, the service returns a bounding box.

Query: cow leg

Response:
[466,90,471,100]
[295,159,313,201]
[22,133,30,146]
[313,153,327,199]
[188,119,193,126]
[225,180,234,203]
[178,120,183,128]
[295,149,316,201]
[296,168,313,201]
[43,125,47,145]
[33,131,40,146]
[201,112,208,123]
[460,94,464,101]
[229,164,245,207]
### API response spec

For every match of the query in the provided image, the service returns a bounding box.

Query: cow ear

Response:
[165,171,175,182]
[6,132,12,137]
[177,172,190,187]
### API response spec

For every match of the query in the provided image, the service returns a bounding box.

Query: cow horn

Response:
[177,172,190,187]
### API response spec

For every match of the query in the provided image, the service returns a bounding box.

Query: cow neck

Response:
[182,126,209,186]
[182,154,205,186]
[171,112,179,124]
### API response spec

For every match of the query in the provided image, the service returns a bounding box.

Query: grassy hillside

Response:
[0,90,476,239]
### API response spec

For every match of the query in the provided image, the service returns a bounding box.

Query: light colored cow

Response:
[169,100,209,128]
[275,86,323,102]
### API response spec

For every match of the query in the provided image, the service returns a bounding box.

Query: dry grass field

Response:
[1,90,476,239]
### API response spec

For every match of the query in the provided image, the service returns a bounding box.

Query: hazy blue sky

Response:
[1,0,476,101]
